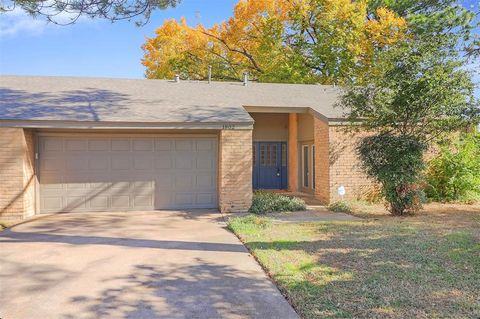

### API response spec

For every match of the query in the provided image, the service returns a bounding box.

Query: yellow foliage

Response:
[142,0,407,83]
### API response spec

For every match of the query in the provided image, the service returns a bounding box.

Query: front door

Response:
[253,142,287,189]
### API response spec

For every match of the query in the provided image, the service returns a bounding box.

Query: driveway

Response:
[0,211,298,319]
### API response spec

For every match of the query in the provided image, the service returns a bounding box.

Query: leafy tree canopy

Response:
[341,36,479,142]
[1,0,179,25]
[142,0,408,83]
[142,0,478,84]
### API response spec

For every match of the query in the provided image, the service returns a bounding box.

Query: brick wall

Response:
[218,129,253,213]
[328,126,375,202]
[0,128,36,220]
[313,117,330,203]
[23,130,36,218]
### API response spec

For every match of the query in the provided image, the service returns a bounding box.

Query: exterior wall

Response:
[298,113,314,141]
[313,118,330,203]
[0,128,36,220]
[218,129,253,213]
[328,126,375,202]
[251,113,288,141]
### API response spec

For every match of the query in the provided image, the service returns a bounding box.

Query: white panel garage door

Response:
[39,135,218,213]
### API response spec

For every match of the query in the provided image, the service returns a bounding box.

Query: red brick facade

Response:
[328,125,374,203]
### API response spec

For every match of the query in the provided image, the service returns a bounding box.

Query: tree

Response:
[358,134,426,215]
[1,0,179,25]
[142,0,407,83]
[341,29,479,215]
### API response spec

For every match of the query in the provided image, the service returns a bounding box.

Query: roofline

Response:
[0,120,254,130]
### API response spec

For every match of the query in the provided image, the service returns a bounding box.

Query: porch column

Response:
[288,113,298,192]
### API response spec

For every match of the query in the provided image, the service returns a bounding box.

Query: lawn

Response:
[228,205,480,318]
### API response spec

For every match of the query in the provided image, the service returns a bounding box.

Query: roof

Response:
[0,75,343,129]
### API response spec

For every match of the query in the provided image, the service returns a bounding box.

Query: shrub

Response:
[357,134,426,216]
[425,133,480,202]
[328,201,352,213]
[249,191,306,214]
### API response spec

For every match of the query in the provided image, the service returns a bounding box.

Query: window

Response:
[281,144,287,167]
[270,144,277,166]
[312,145,315,189]
[302,145,309,188]
[260,144,266,165]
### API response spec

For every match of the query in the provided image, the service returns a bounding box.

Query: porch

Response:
[249,111,330,204]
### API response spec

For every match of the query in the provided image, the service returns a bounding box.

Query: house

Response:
[0,75,372,221]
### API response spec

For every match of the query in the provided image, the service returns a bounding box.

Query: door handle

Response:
[276,168,280,177]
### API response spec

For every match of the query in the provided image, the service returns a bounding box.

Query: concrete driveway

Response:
[0,211,298,319]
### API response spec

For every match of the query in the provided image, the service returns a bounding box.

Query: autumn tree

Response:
[142,0,407,83]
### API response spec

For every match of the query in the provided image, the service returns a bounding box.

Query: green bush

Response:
[249,191,306,214]
[425,133,480,202]
[358,134,426,216]
[328,201,352,213]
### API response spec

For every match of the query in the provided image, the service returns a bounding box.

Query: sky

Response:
[0,0,478,96]
[0,0,237,79]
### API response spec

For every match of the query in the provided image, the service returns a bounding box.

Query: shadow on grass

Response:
[239,222,480,318]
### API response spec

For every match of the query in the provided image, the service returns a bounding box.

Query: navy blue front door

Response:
[253,142,288,189]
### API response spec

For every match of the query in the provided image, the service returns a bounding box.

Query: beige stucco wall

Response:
[251,113,288,141]
[0,128,36,220]
[298,113,314,142]
[218,129,253,212]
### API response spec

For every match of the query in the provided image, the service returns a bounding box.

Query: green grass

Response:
[229,212,480,318]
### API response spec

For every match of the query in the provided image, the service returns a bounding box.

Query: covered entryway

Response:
[253,142,287,189]
[38,134,218,213]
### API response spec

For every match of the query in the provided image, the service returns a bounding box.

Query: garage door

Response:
[39,135,218,213]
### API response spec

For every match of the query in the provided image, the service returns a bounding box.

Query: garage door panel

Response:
[196,174,215,189]
[134,195,153,207]
[111,139,131,151]
[41,157,64,172]
[41,196,64,211]
[175,140,193,151]
[65,196,87,210]
[111,195,131,209]
[175,175,194,189]
[65,139,87,151]
[154,156,172,169]
[88,139,110,151]
[155,139,173,151]
[89,156,109,170]
[39,136,217,213]
[134,158,153,170]
[196,139,214,151]
[112,157,131,170]
[66,156,89,170]
[197,193,216,205]
[90,196,109,209]
[175,157,193,169]
[43,138,63,152]
[174,193,195,206]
